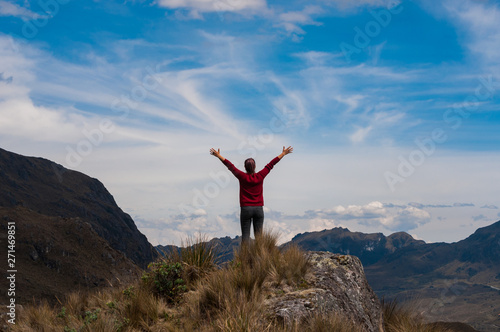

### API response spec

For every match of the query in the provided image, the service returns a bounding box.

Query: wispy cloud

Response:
[0,1,39,19]
[481,205,498,209]
[444,0,500,64]
[408,202,476,209]
[472,214,488,222]
[275,5,324,40]
[320,0,402,11]
[156,0,267,15]
[0,71,13,83]
[350,125,372,143]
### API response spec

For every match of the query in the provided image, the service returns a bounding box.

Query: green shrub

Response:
[142,260,187,302]
[122,285,135,299]
[83,308,100,325]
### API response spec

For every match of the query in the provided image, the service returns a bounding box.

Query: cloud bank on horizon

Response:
[0,0,499,245]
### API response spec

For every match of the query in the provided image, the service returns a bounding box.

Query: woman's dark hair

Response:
[244,158,256,174]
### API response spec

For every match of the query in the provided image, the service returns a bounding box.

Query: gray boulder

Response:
[265,251,384,332]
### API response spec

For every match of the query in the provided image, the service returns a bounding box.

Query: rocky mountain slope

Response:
[0,147,157,267]
[0,147,158,304]
[0,206,140,304]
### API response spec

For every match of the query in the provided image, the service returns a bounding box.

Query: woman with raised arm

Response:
[209,146,293,244]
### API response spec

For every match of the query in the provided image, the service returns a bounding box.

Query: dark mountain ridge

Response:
[0,147,157,268]
[289,226,426,265]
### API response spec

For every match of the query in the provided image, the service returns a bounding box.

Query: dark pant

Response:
[240,206,264,243]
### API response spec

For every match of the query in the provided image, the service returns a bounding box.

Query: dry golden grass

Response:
[158,233,219,286]
[15,301,58,332]
[182,231,311,331]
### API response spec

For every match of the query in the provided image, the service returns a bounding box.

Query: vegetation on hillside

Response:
[6,232,451,332]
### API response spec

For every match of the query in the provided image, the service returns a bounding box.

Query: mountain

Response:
[289,223,500,332]
[0,147,157,268]
[0,206,140,304]
[365,221,500,289]
[0,147,158,304]
[289,227,425,265]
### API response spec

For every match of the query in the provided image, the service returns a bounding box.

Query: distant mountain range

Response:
[289,227,426,266]
[0,147,158,304]
[291,223,500,331]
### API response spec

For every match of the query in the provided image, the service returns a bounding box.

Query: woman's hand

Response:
[278,146,293,159]
[210,148,225,161]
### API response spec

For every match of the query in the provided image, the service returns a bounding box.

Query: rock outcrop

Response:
[265,251,384,332]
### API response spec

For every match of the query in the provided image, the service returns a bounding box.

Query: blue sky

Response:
[1,0,500,245]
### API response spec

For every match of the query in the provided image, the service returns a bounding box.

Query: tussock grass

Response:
[181,234,219,277]
[19,301,57,332]
[158,233,219,285]
[183,231,311,331]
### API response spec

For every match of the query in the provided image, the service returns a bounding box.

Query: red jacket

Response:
[223,157,280,207]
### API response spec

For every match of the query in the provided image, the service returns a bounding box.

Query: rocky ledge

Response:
[265,251,384,332]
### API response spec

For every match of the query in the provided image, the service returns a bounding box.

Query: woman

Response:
[209,146,293,243]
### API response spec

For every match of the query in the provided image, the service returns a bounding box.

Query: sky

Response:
[1,0,499,246]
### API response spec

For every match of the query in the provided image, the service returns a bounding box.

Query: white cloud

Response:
[350,125,372,143]
[156,0,267,14]
[0,1,39,19]
[0,36,89,143]
[305,201,431,232]
[321,0,401,11]
[276,5,324,37]
[293,51,341,67]
[368,41,387,65]
[440,0,500,65]
[0,97,89,143]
